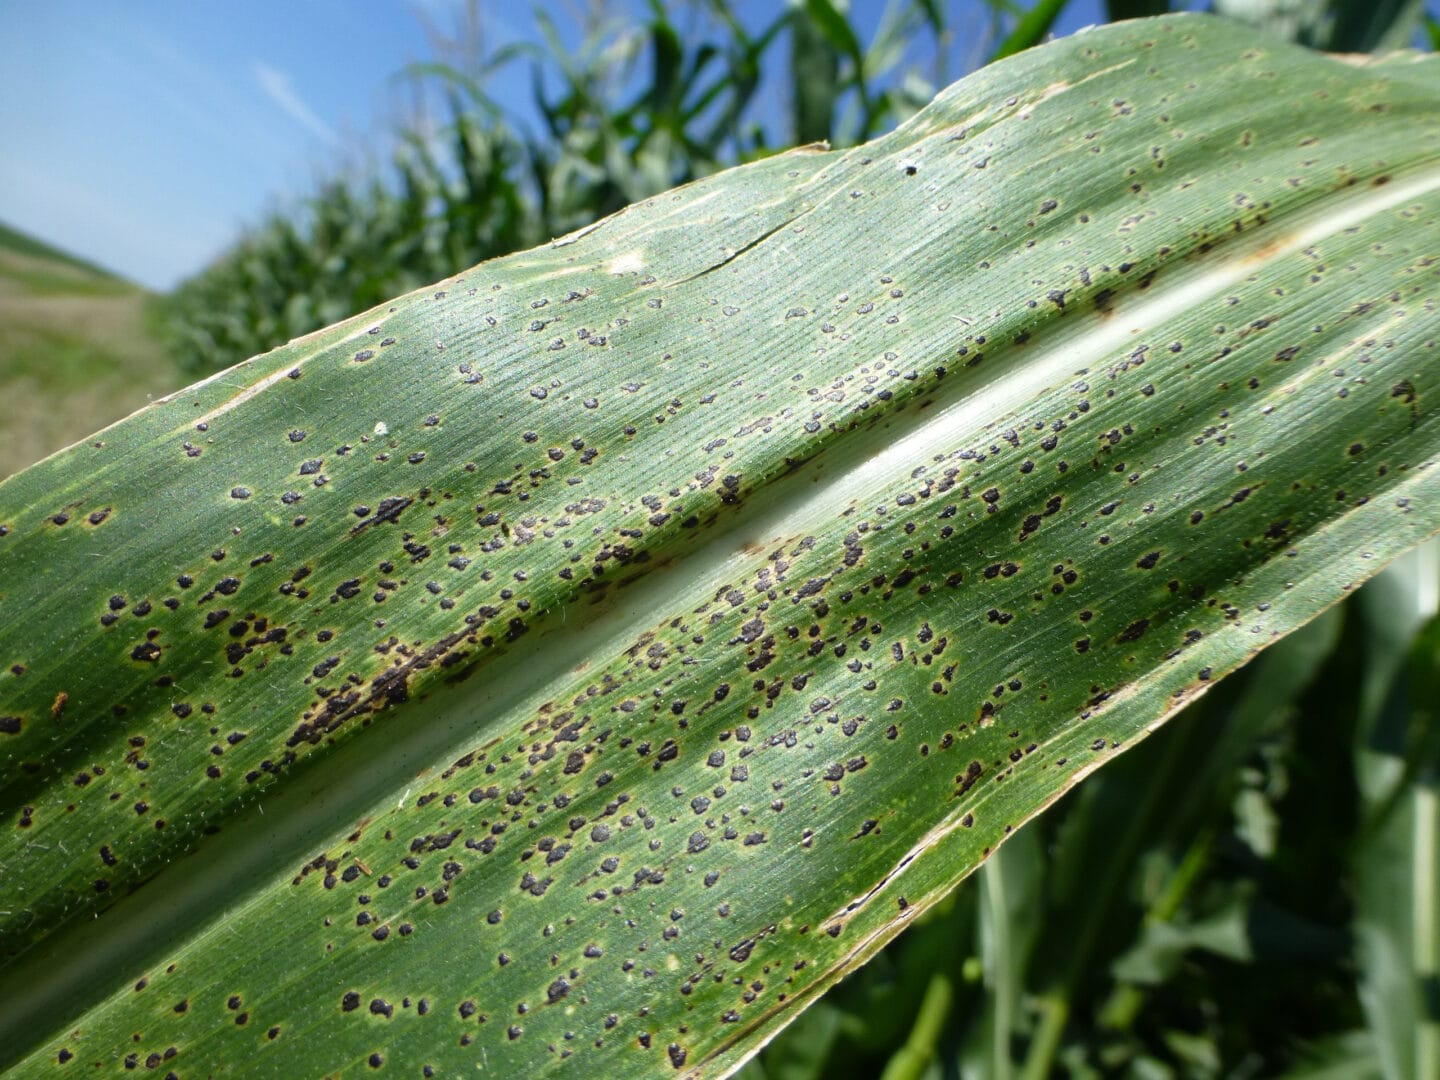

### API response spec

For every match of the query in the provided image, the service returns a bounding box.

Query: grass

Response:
[0,221,183,478]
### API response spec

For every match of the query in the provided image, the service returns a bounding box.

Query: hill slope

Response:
[0,222,183,477]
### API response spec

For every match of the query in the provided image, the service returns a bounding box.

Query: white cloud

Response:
[253,62,338,145]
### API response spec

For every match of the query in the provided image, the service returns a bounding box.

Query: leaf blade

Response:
[3,14,1440,1077]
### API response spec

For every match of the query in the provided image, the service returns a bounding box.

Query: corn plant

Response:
[155,0,1028,380]
[2,13,1439,1078]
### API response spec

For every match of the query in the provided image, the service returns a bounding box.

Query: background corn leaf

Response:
[989,0,1071,61]
[2,13,1440,1077]
[1349,554,1440,1080]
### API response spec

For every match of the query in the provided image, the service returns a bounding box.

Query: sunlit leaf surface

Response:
[2,14,1438,1077]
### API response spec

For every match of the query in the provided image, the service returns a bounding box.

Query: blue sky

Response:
[0,1,1429,290]
[3,1,483,288]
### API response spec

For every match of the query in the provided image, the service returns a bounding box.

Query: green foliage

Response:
[154,1,1440,382]
[740,553,1440,1078]
[4,15,1440,1077]
[1212,0,1428,54]
[15,4,1434,1077]
[156,1,978,378]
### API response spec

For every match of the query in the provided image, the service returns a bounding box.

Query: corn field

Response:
[5,3,1439,1079]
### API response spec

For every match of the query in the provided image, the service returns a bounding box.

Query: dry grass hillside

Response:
[0,222,183,477]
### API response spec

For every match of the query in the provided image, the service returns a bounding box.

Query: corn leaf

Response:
[2,14,1439,1077]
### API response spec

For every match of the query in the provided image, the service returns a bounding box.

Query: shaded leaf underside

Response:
[1,14,1439,1077]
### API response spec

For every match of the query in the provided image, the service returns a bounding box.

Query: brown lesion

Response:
[349,496,414,536]
[287,625,475,747]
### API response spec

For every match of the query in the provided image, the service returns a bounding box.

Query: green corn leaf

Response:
[989,0,1072,62]
[1348,552,1440,1080]
[2,13,1440,1077]
[789,5,842,145]
[801,0,866,72]
[1107,0,1170,21]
